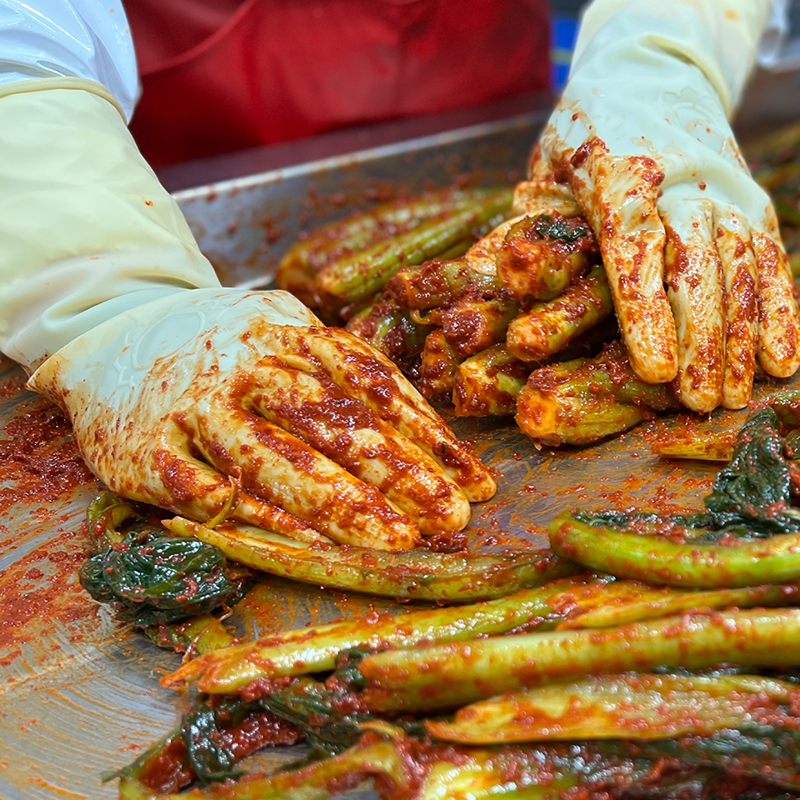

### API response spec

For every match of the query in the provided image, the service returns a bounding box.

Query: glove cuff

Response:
[0,76,126,118]
[0,80,221,372]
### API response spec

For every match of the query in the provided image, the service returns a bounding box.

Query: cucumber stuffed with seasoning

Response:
[278,179,677,447]
[276,123,800,447]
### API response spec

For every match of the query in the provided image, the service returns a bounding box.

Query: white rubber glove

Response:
[0,82,494,546]
[29,289,494,550]
[536,0,800,412]
[0,79,220,370]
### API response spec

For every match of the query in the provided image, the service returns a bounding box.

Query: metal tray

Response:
[0,112,759,800]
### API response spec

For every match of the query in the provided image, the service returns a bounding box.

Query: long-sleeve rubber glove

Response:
[534,0,800,412]
[0,80,495,550]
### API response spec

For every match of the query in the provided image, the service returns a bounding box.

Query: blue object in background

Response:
[549,1,589,90]
[550,13,579,90]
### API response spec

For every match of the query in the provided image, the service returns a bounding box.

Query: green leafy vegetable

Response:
[180,698,247,782]
[704,408,799,534]
[80,493,251,627]
[108,395,800,800]
[530,213,592,243]
[81,535,248,625]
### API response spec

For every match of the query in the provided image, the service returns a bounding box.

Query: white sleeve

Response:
[0,0,138,119]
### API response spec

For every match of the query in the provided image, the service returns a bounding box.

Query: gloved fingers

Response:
[188,396,420,551]
[557,140,678,384]
[527,143,553,181]
[751,231,800,378]
[713,208,758,410]
[246,359,471,535]
[760,202,784,248]
[138,443,238,522]
[153,421,330,544]
[232,493,332,545]
[659,195,725,413]
[462,216,523,275]
[279,327,497,503]
[512,180,581,217]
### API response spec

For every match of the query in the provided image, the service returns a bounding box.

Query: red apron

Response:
[126,0,551,167]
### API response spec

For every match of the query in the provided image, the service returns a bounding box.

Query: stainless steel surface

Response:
[173,112,545,290]
[0,112,773,800]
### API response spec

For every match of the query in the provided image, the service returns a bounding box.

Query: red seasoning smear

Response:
[0,399,95,515]
[0,527,96,669]
[0,371,26,401]
[0,397,99,670]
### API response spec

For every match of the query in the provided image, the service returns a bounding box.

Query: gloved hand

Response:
[0,81,495,548]
[534,0,800,412]
[29,289,494,550]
